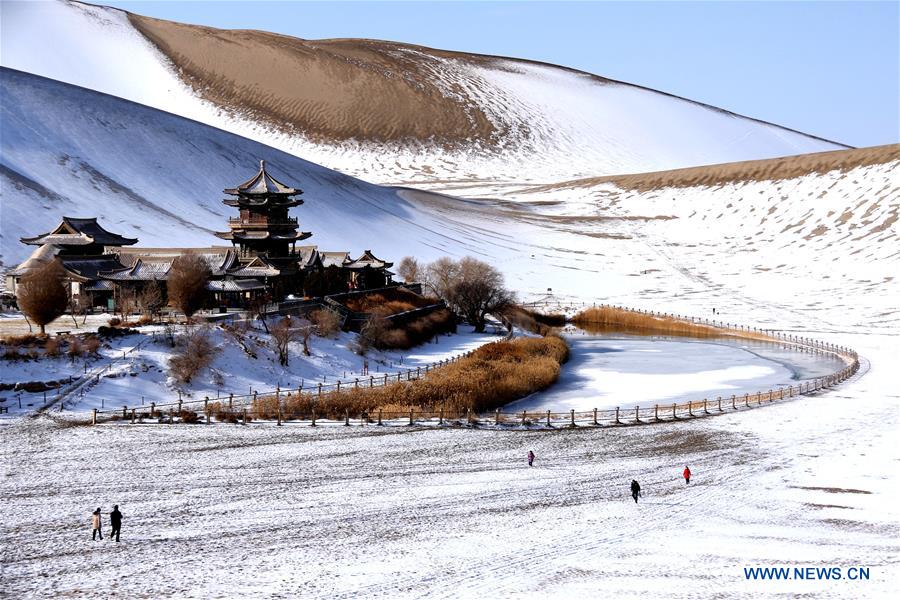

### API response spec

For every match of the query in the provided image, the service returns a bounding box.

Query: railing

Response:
[227,217,297,229]
[78,304,858,428]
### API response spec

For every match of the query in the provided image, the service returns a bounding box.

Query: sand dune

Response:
[2,1,850,184]
[519,144,900,192]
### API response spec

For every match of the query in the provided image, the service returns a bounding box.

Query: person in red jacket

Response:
[683,465,692,485]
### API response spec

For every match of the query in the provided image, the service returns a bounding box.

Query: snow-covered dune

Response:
[1,0,847,187]
[2,67,897,335]
[0,67,486,269]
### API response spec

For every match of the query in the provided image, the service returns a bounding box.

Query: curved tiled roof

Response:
[21,217,137,246]
[224,160,302,196]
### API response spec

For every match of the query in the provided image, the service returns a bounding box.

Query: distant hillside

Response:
[1,0,847,187]
[520,145,900,193]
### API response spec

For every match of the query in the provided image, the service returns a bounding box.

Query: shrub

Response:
[16,260,69,334]
[309,308,342,337]
[44,338,61,358]
[108,317,122,327]
[67,337,83,361]
[168,328,219,384]
[179,410,200,424]
[341,289,439,313]
[167,254,211,318]
[83,336,101,357]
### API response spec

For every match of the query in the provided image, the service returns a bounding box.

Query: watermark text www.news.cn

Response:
[744,566,870,581]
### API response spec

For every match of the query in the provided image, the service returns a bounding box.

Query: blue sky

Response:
[101,1,899,148]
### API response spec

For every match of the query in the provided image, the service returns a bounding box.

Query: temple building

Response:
[8,161,394,310]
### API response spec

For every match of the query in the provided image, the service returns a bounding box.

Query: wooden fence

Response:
[84,304,859,428]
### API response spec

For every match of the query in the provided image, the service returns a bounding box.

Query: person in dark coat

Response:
[631,480,641,503]
[683,466,692,485]
[109,505,122,542]
[527,450,535,467]
[91,507,103,540]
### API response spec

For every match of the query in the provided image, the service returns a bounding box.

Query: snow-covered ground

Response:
[0,320,499,417]
[1,332,895,598]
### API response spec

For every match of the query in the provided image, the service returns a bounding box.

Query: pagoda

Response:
[215,160,312,260]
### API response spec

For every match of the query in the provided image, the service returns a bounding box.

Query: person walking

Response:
[109,505,122,542]
[683,465,692,485]
[527,450,535,467]
[91,507,103,540]
[631,479,641,503]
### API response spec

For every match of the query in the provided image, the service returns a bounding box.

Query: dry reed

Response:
[251,335,569,420]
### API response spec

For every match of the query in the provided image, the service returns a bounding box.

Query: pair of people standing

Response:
[91,505,123,542]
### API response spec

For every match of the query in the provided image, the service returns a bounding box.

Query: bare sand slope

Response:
[520,144,900,193]
[128,11,846,151]
[129,14,502,145]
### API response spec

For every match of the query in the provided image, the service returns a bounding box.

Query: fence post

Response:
[768,389,773,402]
[318,383,323,399]
[689,402,693,417]
[756,392,761,406]
[745,394,749,408]
[546,410,551,427]
[228,393,233,411]
[150,402,156,417]
[92,408,97,425]
[704,399,709,414]
[522,410,527,426]
[311,410,316,427]
[672,403,676,419]
[377,409,383,426]
[634,405,640,423]
[122,406,127,419]
[717,396,722,412]
[496,409,501,425]
[278,398,283,426]
[336,381,341,392]
[204,398,209,424]
[370,376,374,388]
[731,395,736,410]
[345,410,350,426]
[439,407,444,425]
[654,405,659,422]
[178,399,183,414]
[615,407,620,424]
[130,408,135,424]
[571,409,576,427]
[594,407,599,425]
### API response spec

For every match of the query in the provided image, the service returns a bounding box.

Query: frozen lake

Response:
[506,332,847,412]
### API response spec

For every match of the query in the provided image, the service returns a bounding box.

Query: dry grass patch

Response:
[342,288,439,314]
[252,335,569,420]
[572,306,720,338]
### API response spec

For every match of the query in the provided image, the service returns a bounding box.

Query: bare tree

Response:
[397,256,423,284]
[16,260,69,334]
[117,287,138,320]
[271,316,312,365]
[167,254,211,320]
[247,293,271,333]
[434,257,514,333]
[138,280,165,323]
[67,290,85,329]
[426,256,460,302]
